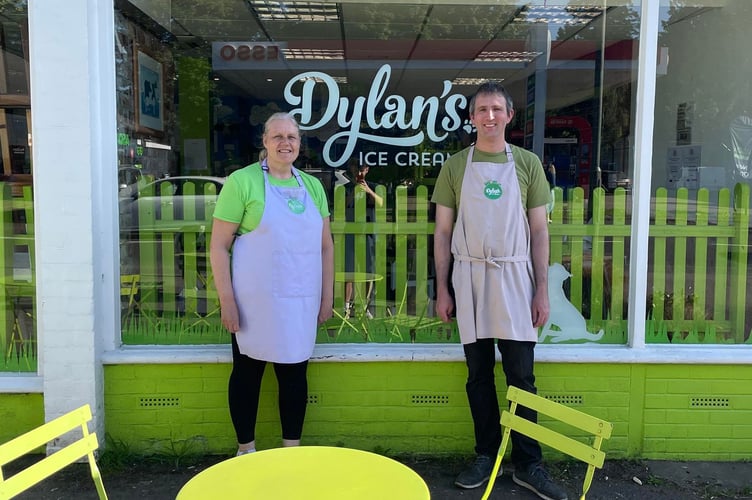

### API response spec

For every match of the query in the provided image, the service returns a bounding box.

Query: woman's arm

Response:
[210,218,241,333]
[318,217,334,324]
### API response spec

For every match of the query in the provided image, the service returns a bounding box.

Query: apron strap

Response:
[454,254,529,269]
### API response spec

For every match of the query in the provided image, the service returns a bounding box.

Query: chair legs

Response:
[481,422,513,500]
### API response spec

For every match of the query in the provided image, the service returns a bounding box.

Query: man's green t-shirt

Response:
[431,145,551,211]
[213,163,330,234]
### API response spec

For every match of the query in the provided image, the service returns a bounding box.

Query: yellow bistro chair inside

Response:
[482,386,613,500]
[0,404,108,500]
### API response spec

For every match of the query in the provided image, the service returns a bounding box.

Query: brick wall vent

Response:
[543,394,583,405]
[411,394,450,405]
[139,397,180,407]
[690,397,729,408]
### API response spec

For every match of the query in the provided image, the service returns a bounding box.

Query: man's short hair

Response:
[468,81,514,114]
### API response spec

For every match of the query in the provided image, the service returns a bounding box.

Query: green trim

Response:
[627,365,646,456]
[97,362,752,460]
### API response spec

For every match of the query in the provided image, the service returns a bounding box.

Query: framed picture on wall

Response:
[135,50,164,134]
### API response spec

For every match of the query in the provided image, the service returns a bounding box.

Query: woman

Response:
[210,112,334,456]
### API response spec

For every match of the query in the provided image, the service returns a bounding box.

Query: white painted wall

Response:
[28,0,119,448]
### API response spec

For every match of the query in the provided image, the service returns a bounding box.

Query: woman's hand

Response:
[220,299,241,333]
[317,301,333,325]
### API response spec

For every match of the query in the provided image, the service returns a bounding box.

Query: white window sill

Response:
[5,344,752,394]
[0,374,43,393]
[100,343,752,365]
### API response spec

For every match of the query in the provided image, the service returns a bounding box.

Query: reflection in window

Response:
[650,1,752,344]
[113,1,747,346]
[0,2,34,372]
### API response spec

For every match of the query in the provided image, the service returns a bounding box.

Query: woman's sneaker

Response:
[512,465,568,500]
[454,454,503,489]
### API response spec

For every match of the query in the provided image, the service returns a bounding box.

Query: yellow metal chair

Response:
[0,404,108,500]
[120,274,141,323]
[182,271,221,332]
[120,274,158,329]
[382,284,442,342]
[482,386,613,500]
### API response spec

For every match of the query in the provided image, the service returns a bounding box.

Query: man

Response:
[344,159,383,317]
[431,82,567,500]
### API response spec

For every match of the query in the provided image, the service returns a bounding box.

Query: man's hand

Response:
[531,287,549,328]
[436,288,455,323]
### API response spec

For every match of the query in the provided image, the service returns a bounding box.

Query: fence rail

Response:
[1,180,750,364]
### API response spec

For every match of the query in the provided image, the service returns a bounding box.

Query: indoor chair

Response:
[482,386,613,500]
[0,404,108,500]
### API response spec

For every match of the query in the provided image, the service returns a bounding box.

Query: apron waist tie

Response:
[453,254,529,269]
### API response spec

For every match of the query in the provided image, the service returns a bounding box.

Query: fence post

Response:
[0,183,11,353]
[730,183,750,343]
[332,184,346,311]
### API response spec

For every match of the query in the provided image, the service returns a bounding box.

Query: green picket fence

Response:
[0,180,750,361]
[550,183,750,344]
[0,183,36,371]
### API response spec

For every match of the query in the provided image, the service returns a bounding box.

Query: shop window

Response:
[113,0,749,347]
[0,2,33,371]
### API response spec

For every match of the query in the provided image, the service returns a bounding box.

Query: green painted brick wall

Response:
[99,362,752,460]
[0,394,44,447]
[103,361,630,458]
[642,365,752,460]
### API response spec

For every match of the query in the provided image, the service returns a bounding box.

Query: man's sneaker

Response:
[513,465,568,500]
[454,454,503,489]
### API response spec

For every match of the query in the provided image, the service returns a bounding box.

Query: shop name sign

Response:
[212,42,286,70]
[285,64,470,168]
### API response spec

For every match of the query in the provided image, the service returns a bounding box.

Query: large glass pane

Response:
[0,0,34,371]
[650,0,751,344]
[115,0,641,345]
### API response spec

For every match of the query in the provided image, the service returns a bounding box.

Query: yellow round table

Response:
[176,446,430,499]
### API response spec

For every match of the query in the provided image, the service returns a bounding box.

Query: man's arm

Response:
[360,181,384,207]
[528,205,550,328]
[433,204,455,322]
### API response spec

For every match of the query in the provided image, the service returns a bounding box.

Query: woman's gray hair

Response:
[263,112,300,135]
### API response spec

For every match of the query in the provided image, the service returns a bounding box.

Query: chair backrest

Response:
[0,404,108,500]
[482,386,613,500]
[120,274,140,307]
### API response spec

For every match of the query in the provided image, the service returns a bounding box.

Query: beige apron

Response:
[231,166,322,363]
[451,145,538,344]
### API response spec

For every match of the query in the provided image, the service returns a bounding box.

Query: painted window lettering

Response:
[284,63,467,168]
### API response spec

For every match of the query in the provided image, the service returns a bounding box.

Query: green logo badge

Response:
[484,181,502,200]
[288,198,305,214]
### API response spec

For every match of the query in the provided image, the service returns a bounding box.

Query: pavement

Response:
[8,454,752,499]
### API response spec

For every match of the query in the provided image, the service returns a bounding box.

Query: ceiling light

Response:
[299,76,347,84]
[451,78,501,86]
[283,48,344,60]
[475,51,541,63]
[514,5,601,25]
[248,1,339,22]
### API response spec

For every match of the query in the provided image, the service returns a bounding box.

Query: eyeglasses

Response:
[268,133,300,143]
